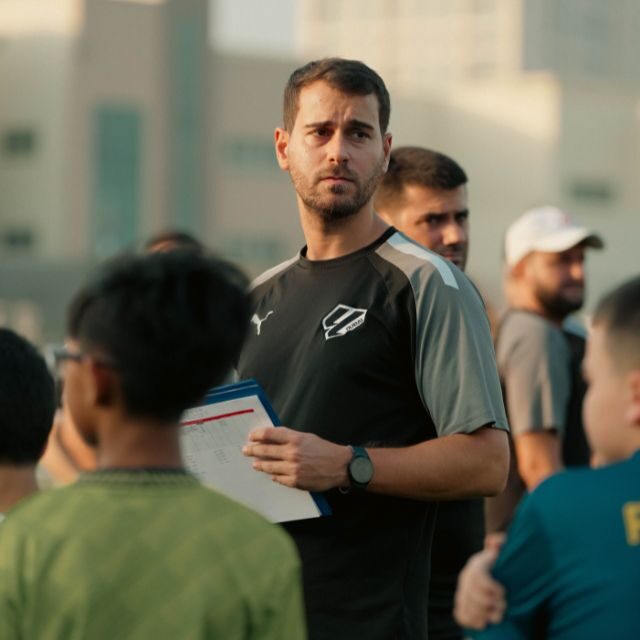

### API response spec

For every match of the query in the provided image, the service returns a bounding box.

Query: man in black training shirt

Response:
[376,146,484,640]
[239,58,509,640]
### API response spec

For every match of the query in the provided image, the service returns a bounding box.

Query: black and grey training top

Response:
[238,227,508,640]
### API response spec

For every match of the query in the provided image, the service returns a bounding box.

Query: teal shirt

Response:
[0,470,307,640]
[472,451,640,639]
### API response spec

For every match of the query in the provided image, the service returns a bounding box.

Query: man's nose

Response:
[569,259,585,283]
[443,221,466,246]
[327,132,349,164]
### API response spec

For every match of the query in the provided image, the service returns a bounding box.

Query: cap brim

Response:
[532,227,604,254]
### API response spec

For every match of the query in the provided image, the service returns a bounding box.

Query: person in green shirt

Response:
[0,250,307,640]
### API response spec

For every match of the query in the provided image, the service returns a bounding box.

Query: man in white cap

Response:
[485,206,604,534]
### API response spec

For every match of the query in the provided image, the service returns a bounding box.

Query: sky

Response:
[210,0,296,56]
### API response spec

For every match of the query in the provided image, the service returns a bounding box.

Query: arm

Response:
[513,431,563,491]
[457,492,555,639]
[244,424,508,500]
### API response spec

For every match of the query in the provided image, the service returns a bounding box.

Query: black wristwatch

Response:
[347,445,373,490]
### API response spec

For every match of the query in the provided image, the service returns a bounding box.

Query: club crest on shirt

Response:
[322,304,367,341]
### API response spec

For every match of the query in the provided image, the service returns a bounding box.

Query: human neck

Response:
[94,414,184,470]
[0,465,39,513]
[508,286,565,327]
[299,202,390,261]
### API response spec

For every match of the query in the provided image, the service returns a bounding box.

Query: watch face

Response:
[350,456,373,484]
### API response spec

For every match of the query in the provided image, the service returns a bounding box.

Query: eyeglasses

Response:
[52,345,119,377]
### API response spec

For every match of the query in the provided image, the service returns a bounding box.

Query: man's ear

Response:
[89,360,118,408]
[626,369,640,426]
[274,127,290,171]
[382,132,392,172]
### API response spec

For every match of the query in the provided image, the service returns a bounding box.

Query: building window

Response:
[568,179,615,204]
[2,129,36,156]
[0,227,35,251]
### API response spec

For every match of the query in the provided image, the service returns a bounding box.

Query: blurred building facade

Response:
[1,0,639,342]
[297,0,640,306]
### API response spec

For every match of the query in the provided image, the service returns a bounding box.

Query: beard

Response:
[290,157,386,222]
[535,283,584,319]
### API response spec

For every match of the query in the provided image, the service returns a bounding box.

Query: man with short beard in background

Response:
[485,206,604,535]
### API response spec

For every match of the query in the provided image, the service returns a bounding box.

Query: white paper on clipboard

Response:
[180,387,326,523]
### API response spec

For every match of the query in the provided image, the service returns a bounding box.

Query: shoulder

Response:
[190,486,299,559]
[250,254,300,292]
[499,310,568,353]
[373,230,464,291]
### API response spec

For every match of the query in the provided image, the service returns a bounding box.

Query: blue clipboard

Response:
[198,379,331,517]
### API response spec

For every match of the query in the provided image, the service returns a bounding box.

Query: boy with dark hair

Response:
[0,329,55,518]
[454,274,640,639]
[0,251,306,639]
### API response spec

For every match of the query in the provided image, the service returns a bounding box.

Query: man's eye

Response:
[351,130,370,139]
[424,216,442,226]
[456,212,469,223]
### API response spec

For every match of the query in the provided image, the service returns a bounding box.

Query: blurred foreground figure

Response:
[486,207,604,533]
[376,146,478,640]
[0,329,55,518]
[41,231,206,486]
[0,252,306,640]
[454,275,640,639]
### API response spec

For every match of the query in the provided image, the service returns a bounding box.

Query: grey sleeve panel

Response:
[496,313,571,436]
[250,254,299,290]
[377,234,509,437]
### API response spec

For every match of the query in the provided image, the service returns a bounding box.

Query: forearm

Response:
[367,427,509,501]
[513,431,563,491]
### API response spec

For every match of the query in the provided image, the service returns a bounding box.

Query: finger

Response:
[248,426,294,444]
[271,474,297,488]
[252,459,294,477]
[242,442,287,460]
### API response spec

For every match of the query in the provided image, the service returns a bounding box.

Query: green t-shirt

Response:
[0,470,306,640]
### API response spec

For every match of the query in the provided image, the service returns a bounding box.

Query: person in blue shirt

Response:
[453,274,640,639]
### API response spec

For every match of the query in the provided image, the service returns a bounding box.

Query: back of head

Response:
[375,146,468,213]
[283,57,391,133]
[0,329,55,465]
[67,251,250,423]
[143,230,205,256]
[593,275,640,371]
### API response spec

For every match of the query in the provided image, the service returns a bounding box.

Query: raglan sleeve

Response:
[496,315,571,436]
[413,268,508,437]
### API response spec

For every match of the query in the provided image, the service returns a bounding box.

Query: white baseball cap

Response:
[505,206,604,267]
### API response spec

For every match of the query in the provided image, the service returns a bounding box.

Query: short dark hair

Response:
[283,57,391,133]
[0,329,55,464]
[375,147,468,212]
[593,275,640,370]
[143,230,205,256]
[67,252,250,423]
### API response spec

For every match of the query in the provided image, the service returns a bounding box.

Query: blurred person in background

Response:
[485,206,604,534]
[375,146,482,640]
[239,57,508,640]
[454,274,640,639]
[0,251,306,640]
[143,229,206,255]
[41,230,207,486]
[0,329,56,519]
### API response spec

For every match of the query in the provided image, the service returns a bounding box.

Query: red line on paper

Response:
[181,408,255,427]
